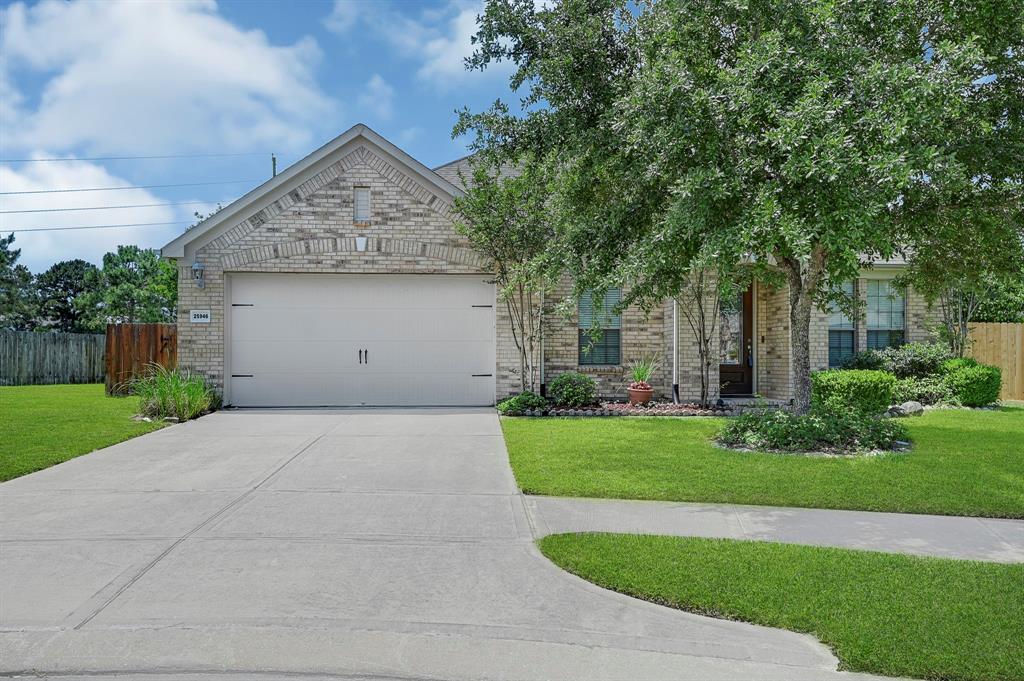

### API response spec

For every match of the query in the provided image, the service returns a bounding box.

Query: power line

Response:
[0,152,269,163]
[1,201,209,215]
[0,179,259,195]
[2,221,187,233]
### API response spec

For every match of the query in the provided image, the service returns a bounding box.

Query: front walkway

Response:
[0,409,881,681]
[526,496,1024,563]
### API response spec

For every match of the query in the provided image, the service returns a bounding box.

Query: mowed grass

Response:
[0,384,162,481]
[540,534,1024,681]
[503,407,1024,517]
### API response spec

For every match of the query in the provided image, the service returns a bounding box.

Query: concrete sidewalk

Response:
[526,496,1024,562]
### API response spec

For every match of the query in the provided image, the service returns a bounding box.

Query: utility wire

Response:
[1,201,209,214]
[0,179,259,195]
[2,221,188,233]
[0,152,268,163]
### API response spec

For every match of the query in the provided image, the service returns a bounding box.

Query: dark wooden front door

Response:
[719,286,754,395]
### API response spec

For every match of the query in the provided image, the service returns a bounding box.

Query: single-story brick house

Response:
[162,124,935,407]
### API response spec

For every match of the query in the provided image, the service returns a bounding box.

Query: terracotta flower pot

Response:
[627,387,654,405]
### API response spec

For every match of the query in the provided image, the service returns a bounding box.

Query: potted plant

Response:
[626,357,659,405]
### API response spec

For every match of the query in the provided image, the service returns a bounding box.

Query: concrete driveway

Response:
[1,409,878,680]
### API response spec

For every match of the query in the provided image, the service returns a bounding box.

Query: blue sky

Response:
[0,0,515,272]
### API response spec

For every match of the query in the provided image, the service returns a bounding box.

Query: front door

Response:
[719,286,753,395]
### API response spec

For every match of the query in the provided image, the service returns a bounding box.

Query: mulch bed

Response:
[512,401,730,417]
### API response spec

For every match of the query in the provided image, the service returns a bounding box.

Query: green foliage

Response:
[458,0,1024,414]
[452,157,553,392]
[0,233,37,331]
[944,364,1002,407]
[627,356,659,386]
[548,371,598,407]
[846,342,953,379]
[35,259,100,333]
[941,357,979,373]
[811,370,896,415]
[77,245,177,327]
[130,364,220,421]
[497,391,548,415]
[892,376,954,406]
[719,409,907,454]
[540,534,1024,681]
[973,274,1024,323]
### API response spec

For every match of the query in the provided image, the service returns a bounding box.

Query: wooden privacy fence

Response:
[105,323,178,395]
[968,322,1024,401]
[0,330,106,386]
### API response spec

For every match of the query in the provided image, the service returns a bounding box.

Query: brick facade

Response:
[170,129,937,406]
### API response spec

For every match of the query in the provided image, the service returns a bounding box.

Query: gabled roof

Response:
[161,123,464,259]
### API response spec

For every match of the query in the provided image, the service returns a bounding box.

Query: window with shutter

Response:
[354,187,371,221]
[579,289,622,365]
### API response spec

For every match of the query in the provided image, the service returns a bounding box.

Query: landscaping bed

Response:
[510,401,728,417]
[540,533,1024,681]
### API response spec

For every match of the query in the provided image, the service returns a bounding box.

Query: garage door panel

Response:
[228,274,495,407]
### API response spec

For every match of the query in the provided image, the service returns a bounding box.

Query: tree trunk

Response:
[789,289,814,414]
[779,246,826,415]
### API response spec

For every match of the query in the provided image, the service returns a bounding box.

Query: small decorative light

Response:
[355,236,368,252]
[191,260,206,289]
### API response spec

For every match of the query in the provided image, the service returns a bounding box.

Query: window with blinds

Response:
[828,280,856,368]
[867,280,905,349]
[579,288,622,365]
[354,187,371,221]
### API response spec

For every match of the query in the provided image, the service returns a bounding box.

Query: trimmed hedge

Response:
[944,364,1002,407]
[811,370,896,415]
[548,372,598,407]
[892,375,950,406]
[497,391,548,415]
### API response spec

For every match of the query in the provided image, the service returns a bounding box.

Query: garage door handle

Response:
[364,349,369,364]
[359,349,363,364]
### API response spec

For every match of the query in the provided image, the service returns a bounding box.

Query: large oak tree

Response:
[457,0,1023,413]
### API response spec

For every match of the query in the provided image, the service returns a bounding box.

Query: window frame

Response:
[578,288,622,366]
[353,186,371,222]
[827,280,856,368]
[866,279,906,350]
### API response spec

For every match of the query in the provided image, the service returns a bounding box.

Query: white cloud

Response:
[1,0,337,157]
[357,74,395,121]
[0,157,201,272]
[396,126,423,145]
[323,0,507,89]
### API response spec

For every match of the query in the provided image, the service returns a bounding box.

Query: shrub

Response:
[892,375,953,406]
[811,370,896,415]
[131,364,221,420]
[843,349,885,371]
[845,343,952,378]
[944,364,1002,407]
[718,409,908,453]
[941,357,979,374]
[497,391,548,415]
[548,371,598,407]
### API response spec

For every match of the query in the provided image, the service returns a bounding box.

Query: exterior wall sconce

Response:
[191,260,206,289]
[355,236,368,252]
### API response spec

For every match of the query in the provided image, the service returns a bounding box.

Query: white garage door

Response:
[227,273,496,407]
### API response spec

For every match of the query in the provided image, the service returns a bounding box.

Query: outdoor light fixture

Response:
[191,260,206,289]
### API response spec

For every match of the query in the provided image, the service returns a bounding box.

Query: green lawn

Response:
[503,407,1024,517]
[0,384,163,482]
[540,534,1024,681]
